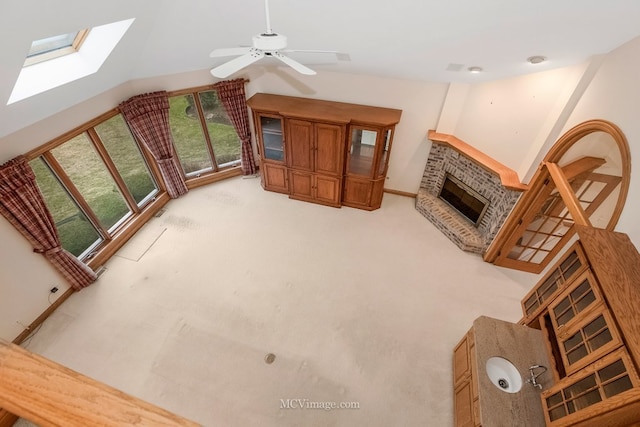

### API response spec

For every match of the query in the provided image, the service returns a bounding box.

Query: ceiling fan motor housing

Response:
[253,33,287,51]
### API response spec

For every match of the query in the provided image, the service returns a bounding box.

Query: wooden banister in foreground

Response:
[0,341,199,427]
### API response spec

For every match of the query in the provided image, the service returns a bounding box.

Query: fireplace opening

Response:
[438,173,489,227]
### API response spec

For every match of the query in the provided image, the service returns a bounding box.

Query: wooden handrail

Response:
[0,341,199,426]
[427,130,528,191]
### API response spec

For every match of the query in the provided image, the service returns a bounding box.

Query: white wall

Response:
[438,63,594,180]
[554,36,640,246]
[0,221,69,339]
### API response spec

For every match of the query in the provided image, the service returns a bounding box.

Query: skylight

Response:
[8,19,135,105]
[24,30,89,66]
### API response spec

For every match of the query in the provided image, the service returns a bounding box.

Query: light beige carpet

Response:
[19,175,535,426]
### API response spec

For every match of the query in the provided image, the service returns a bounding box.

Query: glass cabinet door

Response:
[260,115,284,162]
[557,308,622,375]
[542,349,637,424]
[347,127,378,176]
[549,271,602,330]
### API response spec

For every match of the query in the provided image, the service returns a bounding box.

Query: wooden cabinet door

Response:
[288,170,314,201]
[541,348,640,426]
[555,306,622,376]
[254,113,285,163]
[454,381,474,427]
[454,334,471,388]
[286,119,313,171]
[315,123,344,176]
[262,163,289,194]
[289,172,340,207]
[315,175,340,206]
[521,242,587,325]
[343,176,373,208]
[549,270,604,332]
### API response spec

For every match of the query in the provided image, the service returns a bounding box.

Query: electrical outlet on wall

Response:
[50,286,58,294]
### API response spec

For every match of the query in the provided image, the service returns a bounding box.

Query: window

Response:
[24,30,89,67]
[169,90,241,176]
[30,111,158,260]
[94,115,158,205]
[9,18,135,104]
[26,85,242,266]
[30,158,103,258]
[51,133,132,231]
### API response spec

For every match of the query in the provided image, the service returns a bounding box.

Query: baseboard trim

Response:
[384,188,417,198]
[12,287,75,346]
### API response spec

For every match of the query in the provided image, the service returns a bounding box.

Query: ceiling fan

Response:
[210,0,345,78]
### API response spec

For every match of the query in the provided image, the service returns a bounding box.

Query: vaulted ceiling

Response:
[2,0,640,139]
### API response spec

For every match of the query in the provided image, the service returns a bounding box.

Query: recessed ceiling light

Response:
[468,66,483,73]
[527,56,546,64]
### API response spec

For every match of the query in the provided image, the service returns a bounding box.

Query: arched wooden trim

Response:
[485,119,631,272]
[543,119,631,231]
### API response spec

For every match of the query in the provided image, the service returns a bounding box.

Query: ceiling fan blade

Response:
[283,50,351,61]
[210,47,251,58]
[210,49,265,78]
[271,51,317,75]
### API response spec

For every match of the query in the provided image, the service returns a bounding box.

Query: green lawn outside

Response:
[31,93,241,257]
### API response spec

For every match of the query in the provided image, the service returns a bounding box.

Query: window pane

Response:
[94,114,158,205]
[598,360,626,382]
[30,158,102,257]
[198,91,241,167]
[52,133,131,230]
[28,32,76,57]
[169,94,212,174]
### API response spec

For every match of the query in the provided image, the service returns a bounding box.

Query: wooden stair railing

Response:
[0,341,199,426]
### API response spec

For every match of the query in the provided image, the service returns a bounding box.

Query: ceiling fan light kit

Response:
[210,0,343,78]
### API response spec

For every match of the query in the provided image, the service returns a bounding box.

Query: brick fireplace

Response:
[416,131,527,254]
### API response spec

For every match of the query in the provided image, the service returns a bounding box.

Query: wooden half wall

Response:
[0,341,199,427]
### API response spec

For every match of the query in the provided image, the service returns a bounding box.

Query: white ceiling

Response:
[2,0,640,139]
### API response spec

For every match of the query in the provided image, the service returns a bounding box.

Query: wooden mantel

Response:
[427,130,528,191]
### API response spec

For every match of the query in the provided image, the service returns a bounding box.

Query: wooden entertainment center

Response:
[247,93,402,210]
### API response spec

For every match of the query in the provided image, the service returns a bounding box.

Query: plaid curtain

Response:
[119,91,188,198]
[0,156,97,290]
[213,79,257,175]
